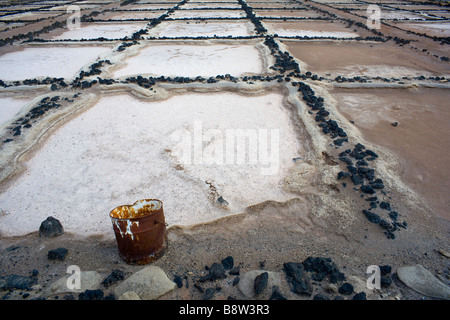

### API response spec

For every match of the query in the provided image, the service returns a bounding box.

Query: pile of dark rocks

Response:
[294,80,406,239]
[264,36,301,74]
[3,94,79,144]
[296,81,348,146]
[0,216,127,300]
[336,142,407,239]
[116,40,139,52]
[238,0,267,35]
[177,255,380,300]
[120,0,139,6]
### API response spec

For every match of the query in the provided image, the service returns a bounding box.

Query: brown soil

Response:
[283,40,449,76]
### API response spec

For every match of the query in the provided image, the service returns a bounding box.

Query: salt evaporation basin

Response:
[112,44,264,77]
[170,9,246,19]
[263,21,359,38]
[0,92,302,238]
[52,23,148,40]
[0,97,32,127]
[148,20,253,38]
[0,46,112,81]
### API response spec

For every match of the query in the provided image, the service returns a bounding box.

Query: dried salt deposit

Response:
[112,44,264,77]
[0,92,301,237]
[0,46,112,81]
[53,23,148,40]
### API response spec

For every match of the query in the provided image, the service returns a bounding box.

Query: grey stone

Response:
[47,248,68,261]
[114,266,176,300]
[45,271,106,296]
[397,264,450,299]
[119,291,141,300]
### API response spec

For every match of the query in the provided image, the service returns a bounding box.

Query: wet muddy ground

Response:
[0,0,449,301]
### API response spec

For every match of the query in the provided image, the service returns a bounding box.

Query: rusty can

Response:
[109,199,167,265]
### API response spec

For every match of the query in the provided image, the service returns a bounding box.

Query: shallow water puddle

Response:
[0,92,303,238]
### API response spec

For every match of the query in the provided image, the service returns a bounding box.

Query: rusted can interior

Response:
[110,199,163,220]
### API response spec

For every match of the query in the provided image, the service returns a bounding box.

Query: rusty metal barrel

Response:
[109,199,167,265]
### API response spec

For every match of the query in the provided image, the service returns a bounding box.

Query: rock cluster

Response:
[238,0,264,34]
[295,80,407,238]
[3,96,60,142]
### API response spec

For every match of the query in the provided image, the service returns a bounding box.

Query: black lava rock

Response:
[361,185,376,194]
[0,274,37,291]
[254,272,268,295]
[379,265,392,275]
[381,275,392,288]
[330,270,346,284]
[302,257,344,283]
[380,201,391,211]
[39,216,64,237]
[283,262,313,296]
[78,289,104,300]
[352,292,367,300]
[389,211,399,221]
[203,288,216,300]
[371,182,385,189]
[173,275,183,288]
[351,174,364,185]
[102,269,125,287]
[337,171,350,180]
[269,286,287,300]
[229,266,240,275]
[313,294,330,300]
[47,248,68,261]
[221,256,234,270]
[363,210,381,224]
[209,263,226,281]
[338,283,354,295]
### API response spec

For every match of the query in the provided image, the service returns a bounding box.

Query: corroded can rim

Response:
[109,199,164,221]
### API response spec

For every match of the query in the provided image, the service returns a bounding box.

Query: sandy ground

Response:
[0,0,449,302]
